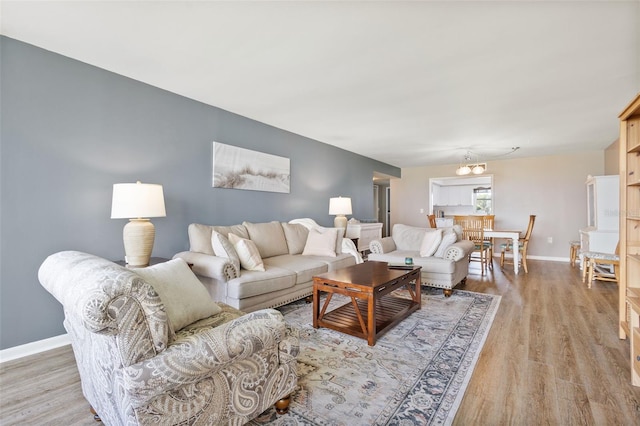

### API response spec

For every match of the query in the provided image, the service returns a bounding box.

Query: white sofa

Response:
[368,224,475,296]
[174,221,357,312]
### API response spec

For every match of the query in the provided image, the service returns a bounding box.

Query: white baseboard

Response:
[0,333,70,364]
[494,254,570,263]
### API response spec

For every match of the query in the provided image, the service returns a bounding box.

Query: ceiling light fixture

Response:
[454,147,520,175]
[456,151,486,176]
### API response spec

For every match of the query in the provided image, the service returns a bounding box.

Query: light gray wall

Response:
[0,37,400,349]
[391,151,608,259]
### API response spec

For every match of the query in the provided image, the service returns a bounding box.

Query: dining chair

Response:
[428,214,437,228]
[581,242,619,288]
[455,215,490,275]
[500,215,536,273]
[482,214,495,270]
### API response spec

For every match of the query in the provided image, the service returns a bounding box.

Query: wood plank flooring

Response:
[1,259,639,424]
[454,259,640,425]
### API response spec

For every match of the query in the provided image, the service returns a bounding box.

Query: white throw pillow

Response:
[302,228,338,257]
[134,258,222,332]
[228,233,265,271]
[420,229,443,257]
[434,231,458,258]
[211,231,241,271]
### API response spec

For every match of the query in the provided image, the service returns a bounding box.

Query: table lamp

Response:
[329,196,352,233]
[111,181,166,266]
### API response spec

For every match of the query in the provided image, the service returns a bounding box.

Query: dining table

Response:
[484,229,522,274]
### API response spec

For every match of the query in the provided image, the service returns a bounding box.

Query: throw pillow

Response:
[134,258,222,332]
[281,222,309,255]
[302,228,338,257]
[434,231,458,258]
[420,229,443,257]
[243,221,289,258]
[211,231,241,271]
[228,233,265,271]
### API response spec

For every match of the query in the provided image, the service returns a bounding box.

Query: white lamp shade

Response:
[111,182,166,219]
[329,197,352,215]
[456,165,471,176]
[472,164,486,174]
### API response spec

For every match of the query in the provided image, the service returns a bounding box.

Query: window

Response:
[473,187,492,214]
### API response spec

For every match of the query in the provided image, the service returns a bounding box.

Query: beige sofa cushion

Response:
[302,228,338,257]
[420,229,443,257]
[264,254,328,284]
[281,223,309,255]
[392,224,430,251]
[134,258,222,332]
[211,231,241,271]
[228,233,265,271]
[243,221,289,258]
[434,231,458,258]
[227,267,296,299]
[188,223,215,255]
[212,224,250,240]
[188,223,250,255]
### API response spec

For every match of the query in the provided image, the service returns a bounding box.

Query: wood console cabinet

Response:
[618,93,640,387]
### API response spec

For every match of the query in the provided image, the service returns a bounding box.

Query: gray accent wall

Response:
[0,36,400,349]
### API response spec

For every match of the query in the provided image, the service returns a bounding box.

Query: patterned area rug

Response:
[250,287,501,426]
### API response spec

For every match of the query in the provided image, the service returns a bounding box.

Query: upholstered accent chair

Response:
[38,251,298,425]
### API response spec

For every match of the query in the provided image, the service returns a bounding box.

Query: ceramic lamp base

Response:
[334,215,347,236]
[123,219,155,266]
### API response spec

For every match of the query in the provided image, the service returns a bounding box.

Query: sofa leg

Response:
[443,289,453,297]
[275,395,291,415]
[90,406,101,422]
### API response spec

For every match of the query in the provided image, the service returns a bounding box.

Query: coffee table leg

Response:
[367,294,376,346]
[313,281,319,328]
[414,271,421,307]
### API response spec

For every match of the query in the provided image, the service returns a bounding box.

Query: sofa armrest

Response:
[173,251,238,282]
[444,240,475,261]
[369,237,396,254]
[122,309,292,406]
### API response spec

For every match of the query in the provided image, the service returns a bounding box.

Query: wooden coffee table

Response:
[312,261,422,346]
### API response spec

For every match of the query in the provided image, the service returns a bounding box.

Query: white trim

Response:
[494,254,571,263]
[0,334,70,364]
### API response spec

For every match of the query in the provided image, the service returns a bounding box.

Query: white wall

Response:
[391,151,607,259]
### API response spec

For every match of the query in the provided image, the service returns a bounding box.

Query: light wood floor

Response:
[1,260,639,425]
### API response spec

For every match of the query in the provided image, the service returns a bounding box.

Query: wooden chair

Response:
[428,214,437,228]
[582,242,619,288]
[500,215,536,273]
[455,215,491,275]
[482,214,495,270]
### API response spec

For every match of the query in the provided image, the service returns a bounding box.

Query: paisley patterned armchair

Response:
[38,251,298,425]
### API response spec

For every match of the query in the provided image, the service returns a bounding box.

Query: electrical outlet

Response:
[547,237,553,244]
[420,208,424,214]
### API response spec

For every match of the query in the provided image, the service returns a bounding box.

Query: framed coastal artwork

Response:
[212,142,290,193]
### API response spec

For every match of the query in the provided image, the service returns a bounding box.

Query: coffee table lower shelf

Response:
[317,296,419,343]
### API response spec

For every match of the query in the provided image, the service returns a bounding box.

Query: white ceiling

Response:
[2,0,639,168]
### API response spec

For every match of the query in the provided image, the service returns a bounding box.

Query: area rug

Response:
[250,287,501,426]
